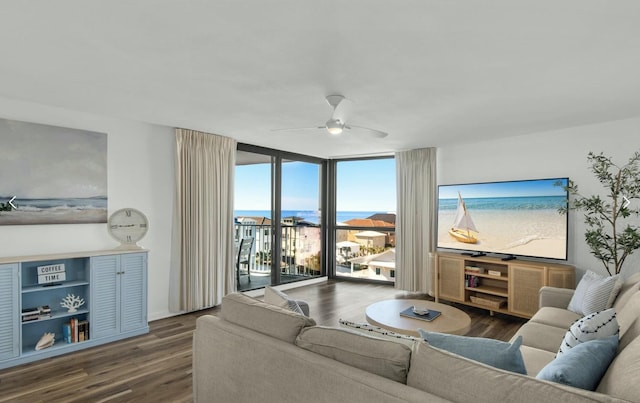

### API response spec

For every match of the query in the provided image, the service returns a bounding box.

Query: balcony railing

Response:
[235,223,322,282]
[235,223,396,284]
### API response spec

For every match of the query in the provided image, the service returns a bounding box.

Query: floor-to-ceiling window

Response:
[235,145,325,291]
[280,160,322,283]
[333,157,396,283]
[235,150,274,290]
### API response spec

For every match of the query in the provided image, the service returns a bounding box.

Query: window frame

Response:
[328,155,396,284]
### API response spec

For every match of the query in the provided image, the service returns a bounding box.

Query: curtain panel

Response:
[169,129,237,312]
[395,147,437,294]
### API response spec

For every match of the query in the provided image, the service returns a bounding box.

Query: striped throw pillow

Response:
[568,270,622,315]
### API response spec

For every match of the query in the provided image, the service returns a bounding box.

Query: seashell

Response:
[35,332,55,351]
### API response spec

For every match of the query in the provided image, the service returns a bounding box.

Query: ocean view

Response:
[0,196,107,225]
[437,195,567,259]
[235,210,390,224]
[438,195,566,211]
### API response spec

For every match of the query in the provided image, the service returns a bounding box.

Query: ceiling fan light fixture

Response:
[326,119,343,135]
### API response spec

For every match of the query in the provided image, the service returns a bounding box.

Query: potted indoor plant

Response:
[559,151,640,275]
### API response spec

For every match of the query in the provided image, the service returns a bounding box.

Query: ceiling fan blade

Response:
[271,126,324,132]
[348,125,388,138]
[331,97,354,123]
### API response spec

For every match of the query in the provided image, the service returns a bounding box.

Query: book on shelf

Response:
[464,265,484,274]
[21,305,52,322]
[70,317,78,343]
[21,314,40,322]
[399,307,441,322]
[62,323,72,343]
[21,307,39,315]
[65,318,89,343]
[78,320,89,342]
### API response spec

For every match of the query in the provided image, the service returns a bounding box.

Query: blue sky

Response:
[438,178,568,200]
[235,158,396,211]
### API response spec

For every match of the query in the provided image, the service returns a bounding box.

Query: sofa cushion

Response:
[221,293,316,343]
[519,345,557,376]
[529,306,581,329]
[418,330,526,374]
[557,308,619,357]
[612,272,640,313]
[597,334,640,400]
[264,286,305,315]
[512,321,568,353]
[567,271,621,315]
[619,316,640,351]
[537,336,618,391]
[617,291,640,338]
[295,326,412,383]
[407,341,611,402]
[338,319,419,347]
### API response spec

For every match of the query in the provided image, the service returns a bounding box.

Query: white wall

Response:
[0,96,174,320]
[3,94,638,317]
[437,117,640,281]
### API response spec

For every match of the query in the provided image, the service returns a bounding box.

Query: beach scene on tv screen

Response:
[437,178,568,260]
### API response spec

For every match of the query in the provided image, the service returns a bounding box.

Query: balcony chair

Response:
[236,237,254,285]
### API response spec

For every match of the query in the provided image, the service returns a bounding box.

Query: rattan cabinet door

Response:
[438,256,465,302]
[509,264,545,317]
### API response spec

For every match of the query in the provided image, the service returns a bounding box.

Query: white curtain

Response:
[169,128,237,312]
[394,148,437,294]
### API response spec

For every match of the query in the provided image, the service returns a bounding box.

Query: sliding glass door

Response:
[235,150,274,290]
[235,145,325,291]
[280,160,322,283]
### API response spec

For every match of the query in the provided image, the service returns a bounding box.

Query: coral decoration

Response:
[61,294,85,313]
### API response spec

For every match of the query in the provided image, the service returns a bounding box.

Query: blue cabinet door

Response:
[90,255,121,339]
[120,253,147,333]
[0,264,19,361]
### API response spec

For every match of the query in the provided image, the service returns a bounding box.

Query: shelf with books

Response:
[20,313,90,354]
[21,308,90,324]
[464,271,508,281]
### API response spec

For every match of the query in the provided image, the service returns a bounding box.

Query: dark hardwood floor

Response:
[0,280,526,402]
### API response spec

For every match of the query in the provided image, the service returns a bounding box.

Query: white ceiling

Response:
[1,1,639,159]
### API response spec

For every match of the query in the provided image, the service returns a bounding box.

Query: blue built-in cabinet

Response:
[0,264,19,361]
[0,250,148,370]
[91,253,148,339]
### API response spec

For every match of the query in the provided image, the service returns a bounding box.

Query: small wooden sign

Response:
[37,263,65,275]
[37,263,66,284]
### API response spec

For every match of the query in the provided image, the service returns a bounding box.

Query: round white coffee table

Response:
[365,299,471,337]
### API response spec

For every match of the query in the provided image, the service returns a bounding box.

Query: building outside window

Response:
[334,158,396,282]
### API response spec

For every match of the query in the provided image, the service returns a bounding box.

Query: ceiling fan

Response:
[272,95,388,138]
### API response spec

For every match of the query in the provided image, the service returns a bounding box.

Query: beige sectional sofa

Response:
[513,272,640,401]
[193,277,640,403]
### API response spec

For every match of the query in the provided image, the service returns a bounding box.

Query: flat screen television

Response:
[437,178,569,260]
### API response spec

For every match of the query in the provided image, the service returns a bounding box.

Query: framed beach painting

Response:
[0,118,107,225]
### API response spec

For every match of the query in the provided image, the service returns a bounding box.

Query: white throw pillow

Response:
[557,308,619,357]
[338,319,419,346]
[568,270,622,315]
[263,286,305,315]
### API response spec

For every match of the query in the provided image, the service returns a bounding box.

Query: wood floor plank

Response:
[0,280,526,402]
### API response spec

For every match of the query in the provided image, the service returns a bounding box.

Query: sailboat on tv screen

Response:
[448,192,479,244]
